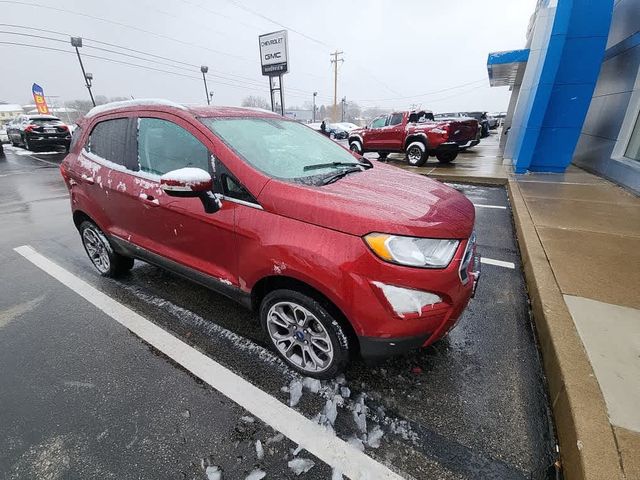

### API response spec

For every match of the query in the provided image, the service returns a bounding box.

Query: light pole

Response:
[312,92,317,123]
[71,36,95,107]
[201,66,210,105]
[209,91,214,104]
[341,96,346,122]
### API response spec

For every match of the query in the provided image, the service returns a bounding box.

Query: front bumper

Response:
[458,139,480,149]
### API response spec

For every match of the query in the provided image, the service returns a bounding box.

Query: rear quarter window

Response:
[85,118,130,166]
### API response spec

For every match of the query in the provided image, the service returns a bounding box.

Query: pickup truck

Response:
[348,110,479,166]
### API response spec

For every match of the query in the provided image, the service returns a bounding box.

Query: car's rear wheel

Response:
[79,221,134,277]
[436,151,457,163]
[406,142,427,167]
[349,140,362,154]
[260,289,349,379]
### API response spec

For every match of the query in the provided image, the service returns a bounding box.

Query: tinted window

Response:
[388,113,403,126]
[138,118,209,175]
[222,174,256,204]
[86,118,129,166]
[370,117,387,129]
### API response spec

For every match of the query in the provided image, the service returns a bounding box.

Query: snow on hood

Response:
[258,163,475,239]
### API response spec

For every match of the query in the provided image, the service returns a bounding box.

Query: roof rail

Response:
[85,98,187,118]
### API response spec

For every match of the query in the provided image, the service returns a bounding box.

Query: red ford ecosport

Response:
[60,100,480,379]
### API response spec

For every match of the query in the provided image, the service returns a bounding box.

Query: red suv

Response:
[60,100,480,378]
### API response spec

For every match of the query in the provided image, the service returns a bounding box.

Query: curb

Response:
[506,179,624,480]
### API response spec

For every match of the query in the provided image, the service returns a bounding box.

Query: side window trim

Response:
[213,155,262,209]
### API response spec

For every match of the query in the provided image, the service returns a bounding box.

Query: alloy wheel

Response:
[82,227,111,274]
[266,301,334,373]
[408,146,422,164]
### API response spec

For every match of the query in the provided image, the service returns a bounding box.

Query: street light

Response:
[209,91,214,104]
[71,36,96,107]
[201,66,210,105]
[312,92,317,123]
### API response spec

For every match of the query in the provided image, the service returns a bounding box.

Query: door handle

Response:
[139,192,159,206]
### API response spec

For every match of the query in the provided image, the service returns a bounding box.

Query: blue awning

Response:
[487,49,529,87]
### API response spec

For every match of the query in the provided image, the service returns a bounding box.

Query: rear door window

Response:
[86,118,131,167]
[388,113,403,126]
[137,118,209,176]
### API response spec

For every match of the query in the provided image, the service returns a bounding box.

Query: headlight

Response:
[364,233,459,268]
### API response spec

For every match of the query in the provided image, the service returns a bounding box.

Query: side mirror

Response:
[160,167,221,213]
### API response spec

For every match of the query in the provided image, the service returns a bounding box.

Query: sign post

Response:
[259,30,289,115]
[32,83,50,115]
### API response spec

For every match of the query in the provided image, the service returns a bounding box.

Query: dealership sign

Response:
[259,30,289,76]
[32,83,50,114]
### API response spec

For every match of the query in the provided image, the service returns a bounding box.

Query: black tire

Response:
[349,140,362,154]
[436,151,458,163]
[377,152,388,161]
[79,221,134,277]
[405,142,427,167]
[260,289,349,379]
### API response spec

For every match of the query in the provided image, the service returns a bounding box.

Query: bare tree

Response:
[241,96,270,110]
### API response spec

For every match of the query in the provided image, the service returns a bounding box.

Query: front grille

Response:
[459,231,476,285]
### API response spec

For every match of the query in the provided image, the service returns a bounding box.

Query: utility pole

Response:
[312,92,317,122]
[70,37,95,107]
[201,66,210,105]
[330,50,344,122]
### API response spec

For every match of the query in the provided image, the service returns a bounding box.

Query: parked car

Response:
[0,123,8,144]
[60,100,480,378]
[336,122,360,132]
[308,121,349,140]
[348,110,479,166]
[6,114,72,151]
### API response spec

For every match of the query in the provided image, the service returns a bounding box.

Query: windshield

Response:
[202,117,365,181]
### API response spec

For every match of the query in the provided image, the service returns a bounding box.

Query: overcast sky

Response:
[1,0,536,112]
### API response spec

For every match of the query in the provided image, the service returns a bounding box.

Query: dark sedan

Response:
[7,114,72,151]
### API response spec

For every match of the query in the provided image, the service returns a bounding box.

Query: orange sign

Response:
[32,83,50,114]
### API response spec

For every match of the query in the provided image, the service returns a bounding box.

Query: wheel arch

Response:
[251,275,360,356]
[404,133,428,150]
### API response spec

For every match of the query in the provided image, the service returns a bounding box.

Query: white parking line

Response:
[473,204,507,210]
[481,257,516,269]
[13,245,404,480]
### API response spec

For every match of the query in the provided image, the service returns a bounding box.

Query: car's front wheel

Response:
[260,289,349,379]
[79,221,134,277]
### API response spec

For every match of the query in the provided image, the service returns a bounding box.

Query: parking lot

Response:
[0,143,558,479]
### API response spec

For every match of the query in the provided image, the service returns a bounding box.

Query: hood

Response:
[258,163,475,239]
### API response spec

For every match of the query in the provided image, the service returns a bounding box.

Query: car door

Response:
[378,112,405,151]
[363,115,388,149]
[130,114,239,286]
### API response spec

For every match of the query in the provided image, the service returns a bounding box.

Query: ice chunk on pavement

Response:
[292,444,303,455]
[289,379,303,407]
[241,415,255,423]
[205,465,222,480]
[366,425,384,448]
[340,386,351,398]
[347,436,365,452]
[302,377,322,393]
[288,458,315,476]
[323,395,340,426]
[265,433,284,445]
[245,468,266,480]
[255,439,264,460]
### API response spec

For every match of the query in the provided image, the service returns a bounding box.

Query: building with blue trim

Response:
[489,0,640,194]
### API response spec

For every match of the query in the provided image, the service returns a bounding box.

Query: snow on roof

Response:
[0,104,23,112]
[242,107,279,115]
[85,98,187,118]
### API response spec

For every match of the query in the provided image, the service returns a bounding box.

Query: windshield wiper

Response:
[321,167,363,185]
[303,161,370,172]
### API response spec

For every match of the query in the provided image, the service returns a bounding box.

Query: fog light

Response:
[372,282,442,317]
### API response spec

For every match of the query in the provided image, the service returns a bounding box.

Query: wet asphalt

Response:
[0,142,558,479]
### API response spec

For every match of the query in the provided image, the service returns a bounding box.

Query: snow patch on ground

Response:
[288,379,303,407]
[302,377,321,393]
[288,458,315,476]
[366,425,384,448]
[245,469,266,480]
[205,465,222,480]
[255,439,264,460]
[240,415,255,423]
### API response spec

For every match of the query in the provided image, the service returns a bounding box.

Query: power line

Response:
[354,79,488,103]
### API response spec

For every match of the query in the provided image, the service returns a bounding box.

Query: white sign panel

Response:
[259,30,289,76]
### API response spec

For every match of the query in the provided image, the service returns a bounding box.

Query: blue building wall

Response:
[505,0,614,173]
[573,0,640,194]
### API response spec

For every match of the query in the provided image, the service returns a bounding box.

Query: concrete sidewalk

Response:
[386,132,640,479]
